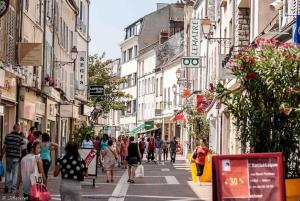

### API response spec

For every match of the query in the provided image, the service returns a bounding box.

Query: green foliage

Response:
[74,123,95,145]
[186,108,209,142]
[88,54,131,121]
[217,39,300,178]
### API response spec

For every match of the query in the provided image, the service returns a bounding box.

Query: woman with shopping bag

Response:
[16,141,49,201]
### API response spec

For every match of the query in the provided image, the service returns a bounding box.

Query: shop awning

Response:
[128,123,145,136]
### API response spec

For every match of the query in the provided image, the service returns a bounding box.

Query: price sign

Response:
[212,153,286,201]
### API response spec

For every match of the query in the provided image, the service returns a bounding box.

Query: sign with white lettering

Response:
[89,85,105,96]
[212,153,286,201]
[77,51,87,90]
[190,19,201,57]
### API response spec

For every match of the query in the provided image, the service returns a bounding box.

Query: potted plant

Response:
[217,38,300,200]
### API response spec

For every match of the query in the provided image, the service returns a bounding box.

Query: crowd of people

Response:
[0,123,209,201]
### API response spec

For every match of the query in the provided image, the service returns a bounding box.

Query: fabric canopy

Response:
[128,123,145,136]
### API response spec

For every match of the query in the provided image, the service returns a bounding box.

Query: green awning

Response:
[144,121,154,130]
[128,123,145,136]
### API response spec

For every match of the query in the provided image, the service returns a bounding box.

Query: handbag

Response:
[30,183,51,201]
[0,161,4,177]
[135,164,144,178]
[192,147,198,160]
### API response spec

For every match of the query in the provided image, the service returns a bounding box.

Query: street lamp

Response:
[201,17,212,38]
[176,68,182,79]
[172,84,177,94]
[71,46,78,61]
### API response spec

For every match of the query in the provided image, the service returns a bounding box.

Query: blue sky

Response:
[89,0,176,60]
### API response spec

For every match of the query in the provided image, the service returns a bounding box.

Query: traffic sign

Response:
[181,57,204,68]
[89,85,105,96]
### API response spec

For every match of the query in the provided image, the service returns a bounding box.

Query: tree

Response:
[88,54,131,121]
[217,39,300,178]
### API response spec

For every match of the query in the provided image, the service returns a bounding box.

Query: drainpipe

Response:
[15,0,25,124]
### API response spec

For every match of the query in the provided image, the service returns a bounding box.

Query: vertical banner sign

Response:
[293,15,300,45]
[78,149,98,176]
[190,19,201,57]
[0,0,9,18]
[77,51,87,90]
[212,153,286,201]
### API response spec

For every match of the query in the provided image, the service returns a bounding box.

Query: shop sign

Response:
[23,101,36,121]
[0,0,9,18]
[190,19,201,57]
[36,101,45,116]
[89,85,105,96]
[18,43,43,66]
[77,51,87,90]
[293,15,300,45]
[60,105,79,119]
[212,153,286,201]
[0,105,4,115]
[181,57,200,68]
[144,121,154,130]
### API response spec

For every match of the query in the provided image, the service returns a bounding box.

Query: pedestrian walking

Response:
[126,136,141,183]
[27,127,36,143]
[170,137,178,163]
[101,140,118,183]
[40,133,59,184]
[93,136,101,148]
[162,135,169,161]
[16,141,46,201]
[100,134,109,150]
[147,138,155,163]
[194,139,209,185]
[116,136,122,167]
[0,124,24,193]
[54,142,88,201]
[138,138,146,160]
[120,137,128,169]
[81,134,94,148]
[155,136,163,163]
[33,131,42,142]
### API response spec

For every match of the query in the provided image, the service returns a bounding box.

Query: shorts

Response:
[196,164,205,176]
[126,156,138,167]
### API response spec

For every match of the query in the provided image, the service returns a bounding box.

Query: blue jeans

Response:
[5,157,19,192]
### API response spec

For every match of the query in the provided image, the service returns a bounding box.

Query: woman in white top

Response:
[81,134,94,148]
[16,141,46,200]
[101,140,118,183]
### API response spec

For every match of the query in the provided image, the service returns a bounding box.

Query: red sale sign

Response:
[212,153,286,201]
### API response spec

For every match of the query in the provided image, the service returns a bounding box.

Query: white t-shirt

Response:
[21,154,37,194]
[82,140,94,148]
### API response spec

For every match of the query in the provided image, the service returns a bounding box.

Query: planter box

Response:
[286,178,300,201]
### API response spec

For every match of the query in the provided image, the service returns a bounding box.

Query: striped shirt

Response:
[4,132,24,159]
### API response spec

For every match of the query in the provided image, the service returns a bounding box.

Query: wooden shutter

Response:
[69,72,75,100]
[7,6,15,64]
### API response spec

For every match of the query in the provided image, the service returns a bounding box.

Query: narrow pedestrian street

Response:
[44,156,211,201]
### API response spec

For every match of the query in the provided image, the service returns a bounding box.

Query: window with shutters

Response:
[24,0,29,12]
[69,72,75,100]
[7,6,15,65]
[290,0,300,15]
[47,0,53,20]
[70,31,73,50]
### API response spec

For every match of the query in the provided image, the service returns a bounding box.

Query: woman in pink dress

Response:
[120,138,128,169]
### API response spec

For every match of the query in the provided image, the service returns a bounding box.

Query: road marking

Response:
[165,176,180,184]
[161,168,170,171]
[108,170,129,201]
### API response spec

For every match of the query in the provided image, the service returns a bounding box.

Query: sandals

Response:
[127,179,135,183]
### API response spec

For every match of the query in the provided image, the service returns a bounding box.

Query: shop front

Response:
[0,70,17,151]
[19,89,37,135]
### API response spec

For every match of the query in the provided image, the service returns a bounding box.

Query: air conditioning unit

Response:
[220,0,228,7]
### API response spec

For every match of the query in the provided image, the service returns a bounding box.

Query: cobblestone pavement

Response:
[0,155,212,201]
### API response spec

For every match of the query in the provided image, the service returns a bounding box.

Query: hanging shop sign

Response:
[212,152,286,201]
[0,0,9,18]
[190,19,201,57]
[89,85,105,96]
[18,43,43,66]
[181,57,202,68]
[293,15,300,45]
[77,51,87,90]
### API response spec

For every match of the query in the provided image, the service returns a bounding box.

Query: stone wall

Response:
[235,8,250,49]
